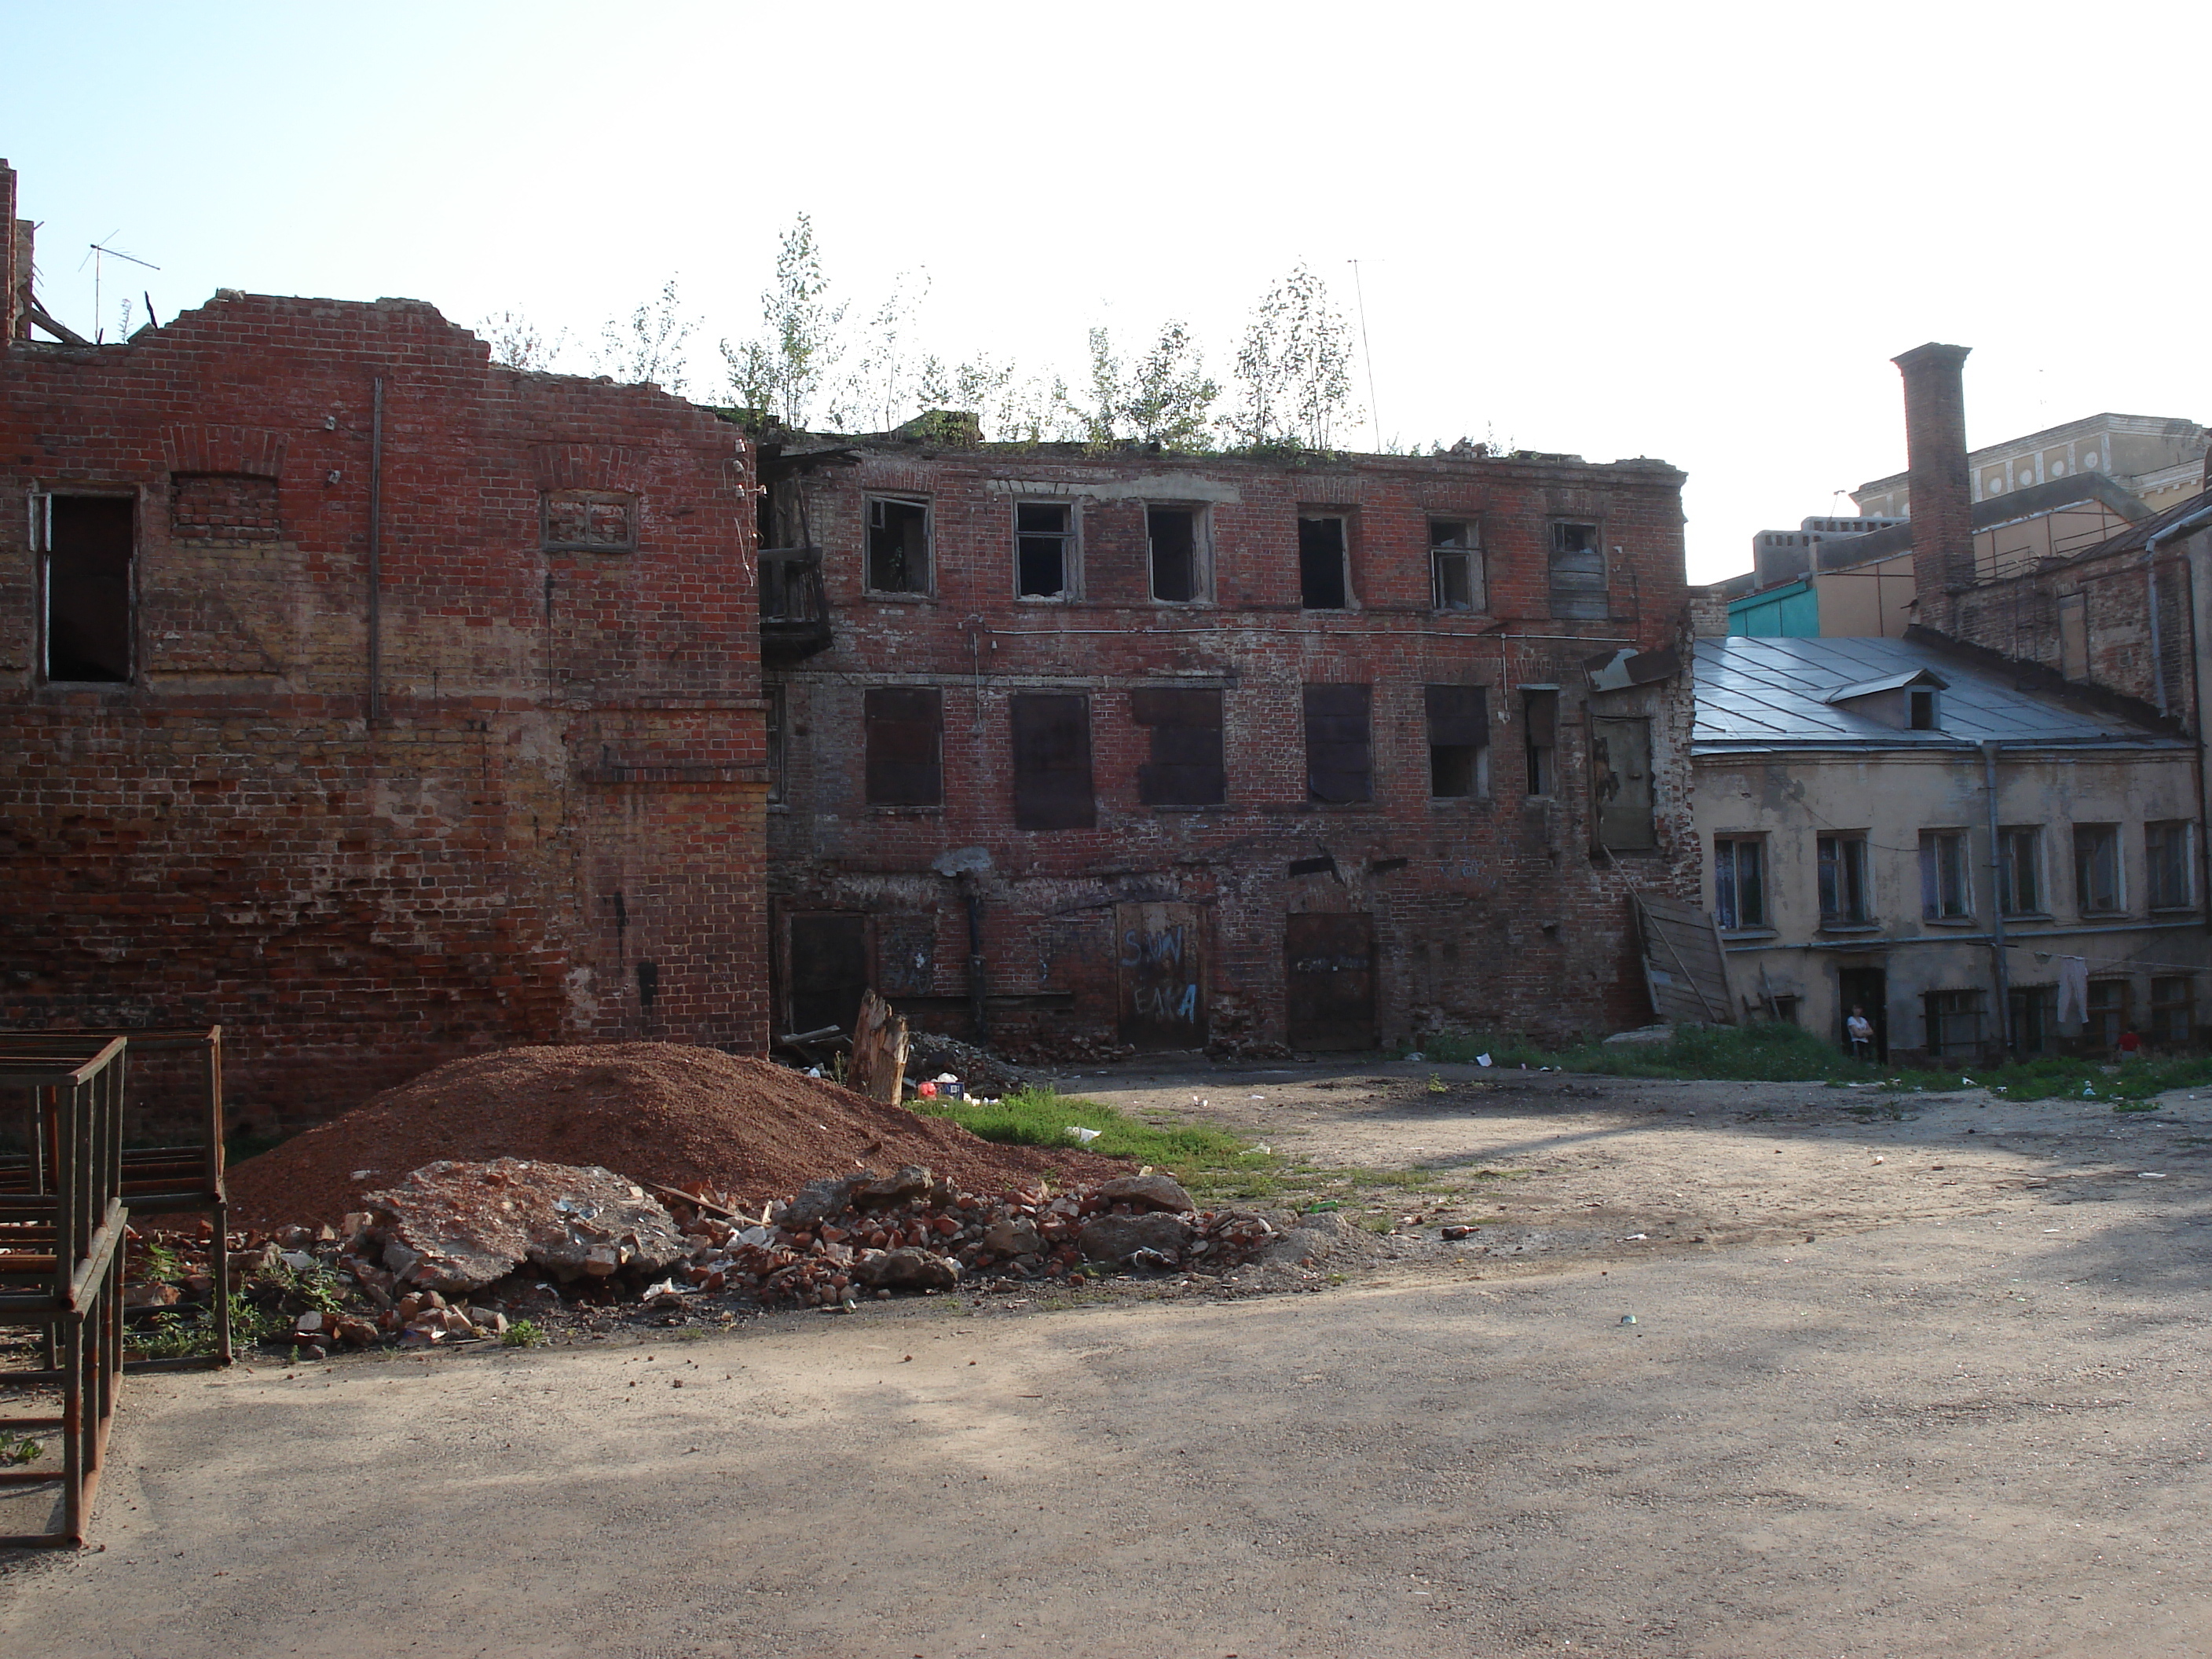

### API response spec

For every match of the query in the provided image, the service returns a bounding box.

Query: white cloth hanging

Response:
[2056,955,2089,1025]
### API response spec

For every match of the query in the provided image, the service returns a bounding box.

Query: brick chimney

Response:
[1,159,20,343]
[1892,342,1975,631]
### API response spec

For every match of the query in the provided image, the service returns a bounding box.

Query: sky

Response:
[8,0,2207,583]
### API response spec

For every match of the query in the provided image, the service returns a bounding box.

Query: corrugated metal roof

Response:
[1693,635,2180,752]
[2064,485,2212,561]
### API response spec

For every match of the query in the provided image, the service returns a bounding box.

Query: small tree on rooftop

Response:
[720,214,849,429]
[1067,320,1219,449]
[1224,263,1358,452]
[593,277,700,397]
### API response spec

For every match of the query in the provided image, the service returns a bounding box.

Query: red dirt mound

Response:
[223,1043,1130,1232]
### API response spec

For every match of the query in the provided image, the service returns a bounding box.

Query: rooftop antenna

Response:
[1346,258,1382,452]
[83,235,159,343]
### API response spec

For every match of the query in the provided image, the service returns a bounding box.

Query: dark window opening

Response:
[1909,687,1938,729]
[1548,521,1607,619]
[2074,823,2122,914]
[543,489,636,552]
[1148,507,1199,603]
[1298,515,1349,610]
[2147,820,2192,909]
[1590,715,1654,851]
[1429,518,1482,611]
[1424,683,1489,799]
[42,495,134,683]
[1523,689,1558,797]
[2009,984,2056,1055]
[1714,837,1767,929]
[788,914,870,1036]
[2085,979,2128,1051]
[2151,976,2194,1046]
[864,687,943,806]
[1303,684,1372,804]
[1132,687,1225,807]
[1818,833,1872,924]
[766,683,787,804]
[1921,830,1972,919]
[866,496,931,593]
[1924,988,1984,1058]
[1012,692,1095,830]
[1016,501,1072,599]
[1998,826,2042,914]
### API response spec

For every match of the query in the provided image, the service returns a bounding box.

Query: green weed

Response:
[0,1431,40,1467]
[500,1320,545,1348]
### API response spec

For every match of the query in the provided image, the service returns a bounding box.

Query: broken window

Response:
[1589,716,1654,850]
[1921,830,1972,919]
[2147,820,2192,910]
[1147,507,1203,603]
[1424,684,1488,799]
[1997,826,2042,915]
[543,489,636,552]
[866,496,931,594]
[1523,689,1558,797]
[2074,823,2122,914]
[1548,522,1607,619]
[1713,837,1767,930]
[1303,684,1372,804]
[864,687,943,806]
[1131,687,1225,807]
[1011,692,1096,830]
[1818,833,1873,924]
[39,494,134,683]
[1429,518,1483,612]
[1016,501,1075,599]
[1298,514,1350,610]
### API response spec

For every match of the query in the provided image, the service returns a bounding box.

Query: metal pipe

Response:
[1983,741,2011,1054]
[961,876,988,1046]
[367,376,384,723]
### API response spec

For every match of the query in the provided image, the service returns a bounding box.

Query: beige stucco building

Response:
[1694,635,2207,1060]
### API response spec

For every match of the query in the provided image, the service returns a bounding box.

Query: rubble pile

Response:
[901,1032,1036,1097]
[220,1042,1128,1232]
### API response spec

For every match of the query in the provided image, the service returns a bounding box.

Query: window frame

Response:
[2146,819,2194,911]
[1144,504,1210,606]
[2150,976,2195,1046]
[1998,825,2045,916]
[862,686,945,808]
[35,490,139,686]
[1424,683,1489,801]
[1009,691,1097,831]
[540,488,639,554]
[1427,517,1485,613]
[1919,829,1973,921]
[864,493,934,596]
[1131,687,1226,808]
[1297,511,1353,611]
[1817,832,1873,926]
[1713,835,1768,932]
[1522,687,1558,797]
[2073,822,2124,916]
[1547,520,1608,621]
[1924,987,1985,1058]
[1302,683,1374,805]
[1013,498,1079,602]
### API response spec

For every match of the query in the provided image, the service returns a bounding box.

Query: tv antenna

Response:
[82,233,160,342]
[1346,258,1382,452]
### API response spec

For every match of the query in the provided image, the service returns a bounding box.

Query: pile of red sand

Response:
[223,1043,1130,1232]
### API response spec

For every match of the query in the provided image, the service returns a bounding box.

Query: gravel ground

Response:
[5,1062,2209,1657]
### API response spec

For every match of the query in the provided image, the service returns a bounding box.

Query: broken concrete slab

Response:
[1078,1212,1188,1262]
[365,1159,688,1294]
[1094,1173,1196,1214]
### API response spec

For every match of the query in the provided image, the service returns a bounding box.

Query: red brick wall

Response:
[767,443,1697,1053]
[1,294,767,1130]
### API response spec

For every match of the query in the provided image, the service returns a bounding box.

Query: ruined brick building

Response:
[757,425,1698,1055]
[1,162,769,1127]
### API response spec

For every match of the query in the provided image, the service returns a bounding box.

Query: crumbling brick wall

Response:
[1,294,767,1130]
[765,441,1696,1053]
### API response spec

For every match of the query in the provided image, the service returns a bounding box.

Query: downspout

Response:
[1983,741,2011,1057]
[367,376,385,723]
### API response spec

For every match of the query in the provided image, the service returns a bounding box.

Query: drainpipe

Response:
[1983,741,2012,1057]
[367,376,385,723]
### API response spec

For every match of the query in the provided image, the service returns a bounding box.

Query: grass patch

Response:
[500,1320,546,1348]
[917,1085,1276,1203]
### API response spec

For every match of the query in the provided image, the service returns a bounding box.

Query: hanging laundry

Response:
[2056,955,2089,1025]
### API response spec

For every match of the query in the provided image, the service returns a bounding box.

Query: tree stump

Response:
[849,988,909,1104]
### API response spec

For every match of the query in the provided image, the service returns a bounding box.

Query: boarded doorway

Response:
[1837,965,1887,1061]
[1116,902,1207,1049]
[1285,913,1376,1050]
[789,914,869,1035]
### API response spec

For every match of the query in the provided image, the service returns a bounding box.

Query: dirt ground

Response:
[5,1059,2210,1657]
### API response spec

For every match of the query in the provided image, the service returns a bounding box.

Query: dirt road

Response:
[5,1065,2210,1657]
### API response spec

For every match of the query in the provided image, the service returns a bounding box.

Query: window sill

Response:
[1999,911,2054,923]
[2149,905,2198,917]
[1816,921,1881,935]
[1015,594,1075,604]
[1428,795,1493,807]
[2078,910,2130,922]
[862,590,936,603]
[865,805,943,818]
[1921,915,1979,928]
[1719,926,1778,941]
[1148,803,1229,814]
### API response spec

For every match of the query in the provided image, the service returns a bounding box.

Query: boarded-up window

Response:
[1148,507,1202,602]
[544,489,637,552]
[1012,693,1095,830]
[1299,515,1350,610]
[866,496,931,592]
[1549,522,1607,619]
[172,473,280,541]
[1589,715,1654,850]
[1425,684,1488,798]
[1132,687,1225,806]
[864,687,943,806]
[1304,684,1372,804]
[40,495,134,683]
[1284,912,1376,1050]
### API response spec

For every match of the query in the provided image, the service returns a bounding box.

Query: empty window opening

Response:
[1818,833,1872,924]
[2147,820,2192,910]
[788,914,870,1036]
[543,489,636,552]
[864,687,943,806]
[1148,507,1201,603]
[2009,984,2056,1055]
[866,496,931,593]
[1998,826,2042,914]
[1549,522,1607,619]
[1909,687,1938,729]
[1016,501,1074,599]
[2074,823,2122,914]
[1011,693,1096,830]
[1924,988,1984,1058]
[1921,830,1972,919]
[1523,689,1558,797]
[1298,515,1350,610]
[766,683,788,804]
[1425,684,1489,799]
[41,494,134,683]
[1132,687,1225,807]
[1430,518,1482,612]
[1714,837,1767,930]
[1303,684,1372,804]
[1590,716,1655,851]
[2085,979,2129,1051]
[2151,976,2194,1046]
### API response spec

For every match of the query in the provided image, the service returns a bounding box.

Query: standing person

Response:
[1847,1005,1875,1063]
[2119,1026,2142,1060]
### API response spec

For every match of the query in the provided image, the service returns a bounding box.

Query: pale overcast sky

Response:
[9,0,2206,582]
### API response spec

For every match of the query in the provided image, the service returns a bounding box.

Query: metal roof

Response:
[1694,635,2181,753]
